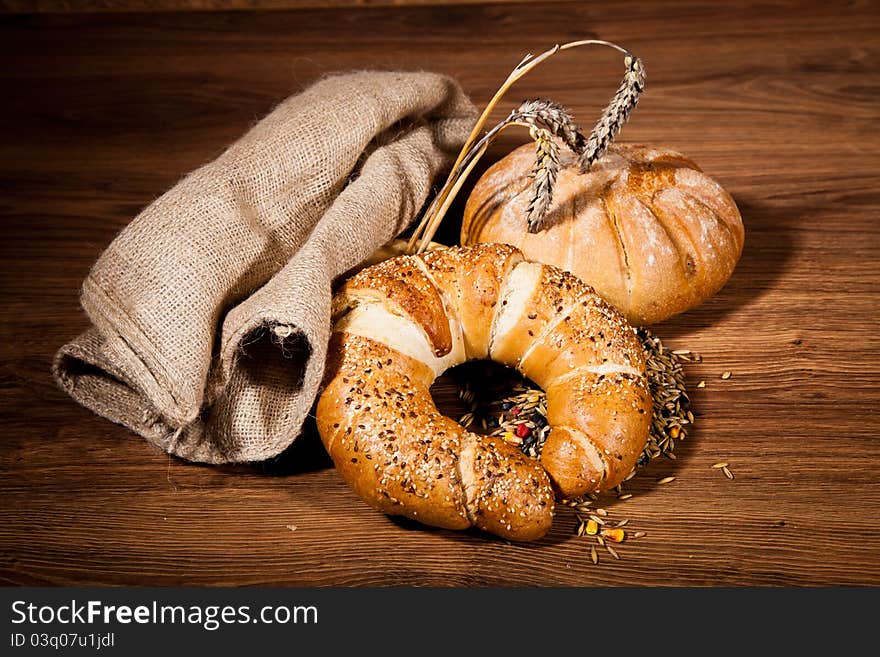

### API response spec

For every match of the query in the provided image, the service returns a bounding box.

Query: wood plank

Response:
[0,0,878,586]
[0,0,541,14]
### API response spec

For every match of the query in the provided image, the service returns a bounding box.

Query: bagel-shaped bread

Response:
[461,143,745,325]
[316,244,652,541]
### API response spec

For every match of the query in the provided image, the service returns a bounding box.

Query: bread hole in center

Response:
[430,360,547,458]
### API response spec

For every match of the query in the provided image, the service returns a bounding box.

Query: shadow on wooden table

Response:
[253,417,334,477]
[386,514,577,549]
[653,196,802,339]
[381,430,703,547]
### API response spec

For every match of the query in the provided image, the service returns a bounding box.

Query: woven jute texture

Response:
[53,71,476,463]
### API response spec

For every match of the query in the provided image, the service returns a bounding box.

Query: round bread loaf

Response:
[461,143,744,325]
[316,244,651,541]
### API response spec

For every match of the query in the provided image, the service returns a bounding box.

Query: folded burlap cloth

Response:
[53,71,477,463]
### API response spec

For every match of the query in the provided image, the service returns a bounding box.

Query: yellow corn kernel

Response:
[585,519,599,536]
[502,431,521,445]
[601,528,625,543]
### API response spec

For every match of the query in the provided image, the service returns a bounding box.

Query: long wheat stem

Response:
[415,102,578,251]
[407,39,643,254]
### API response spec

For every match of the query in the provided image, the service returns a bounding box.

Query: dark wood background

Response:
[1,0,878,586]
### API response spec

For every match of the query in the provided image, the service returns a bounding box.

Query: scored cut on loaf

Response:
[316,243,651,541]
[461,143,745,325]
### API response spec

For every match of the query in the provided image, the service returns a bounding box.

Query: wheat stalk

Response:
[469,99,581,233]
[511,100,584,232]
[412,99,582,244]
[406,40,643,253]
[578,55,646,171]
[526,125,559,233]
[514,99,584,154]
[514,102,580,232]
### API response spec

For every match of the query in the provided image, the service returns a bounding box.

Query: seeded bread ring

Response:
[316,244,651,541]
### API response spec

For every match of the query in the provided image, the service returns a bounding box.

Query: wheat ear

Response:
[406,40,642,253]
[578,55,646,171]
[453,99,581,233]
[526,126,559,233]
[514,98,584,154]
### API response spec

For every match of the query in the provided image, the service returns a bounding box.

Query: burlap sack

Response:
[53,71,477,463]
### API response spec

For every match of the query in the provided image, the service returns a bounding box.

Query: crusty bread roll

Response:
[316,244,651,541]
[461,143,745,325]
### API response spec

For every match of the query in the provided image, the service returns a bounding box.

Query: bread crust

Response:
[421,242,523,359]
[336,256,453,356]
[461,143,745,325]
[317,245,651,541]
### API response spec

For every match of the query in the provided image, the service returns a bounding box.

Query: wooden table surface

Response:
[1,0,878,587]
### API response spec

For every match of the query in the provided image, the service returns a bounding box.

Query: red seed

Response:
[511,407,521,416]
[515,423,531,438]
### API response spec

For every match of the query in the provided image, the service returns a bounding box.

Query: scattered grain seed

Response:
[721,371,732,380]
[633,531,647,539]
[722,466,735,480]
[452,328,700,541]
[602,528,625,543]
[590,545,598,564]
[711,462,729,469]
[606,544,621,560]
[658,476,676,484]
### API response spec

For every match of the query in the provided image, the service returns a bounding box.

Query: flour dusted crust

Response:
[461,143,745,325]
[316,244,651,542]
